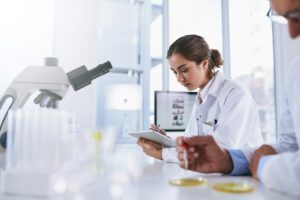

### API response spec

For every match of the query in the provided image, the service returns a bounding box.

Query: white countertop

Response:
[0,144,298,200]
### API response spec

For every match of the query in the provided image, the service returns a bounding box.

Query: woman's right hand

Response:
[136,124,168,160]
[137,137,163,160]
[149,124,166,135]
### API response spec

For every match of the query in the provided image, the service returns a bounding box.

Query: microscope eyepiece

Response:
[67,61,112,91]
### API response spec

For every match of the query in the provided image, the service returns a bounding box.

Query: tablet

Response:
[128,130,176,147]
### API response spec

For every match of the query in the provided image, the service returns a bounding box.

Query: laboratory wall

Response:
[95,0,142,141]
[1,0,300,139]
[0,0,143,136]
[0,0,54,96]
[52,0,102,132]
[0,0,104,133]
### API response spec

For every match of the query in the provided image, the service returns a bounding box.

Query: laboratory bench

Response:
[0,144,298,200]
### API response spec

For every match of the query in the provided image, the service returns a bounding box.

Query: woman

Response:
[137,34,263,162]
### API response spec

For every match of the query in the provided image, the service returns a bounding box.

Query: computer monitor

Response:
[154,91,197,132]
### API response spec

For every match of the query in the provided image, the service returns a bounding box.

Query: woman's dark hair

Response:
[167,34,223,79]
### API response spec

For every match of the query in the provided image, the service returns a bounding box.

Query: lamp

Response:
[106,84,142,111]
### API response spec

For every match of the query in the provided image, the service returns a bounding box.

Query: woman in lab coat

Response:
[137,34,264,162]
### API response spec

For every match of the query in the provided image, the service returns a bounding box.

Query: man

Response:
[176,0,300,197]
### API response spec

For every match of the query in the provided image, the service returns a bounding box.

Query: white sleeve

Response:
[213,87,263,152]
[260,152,300,197]
[162,148,178,163]
[260,56,300,197]
[271,93,299,153]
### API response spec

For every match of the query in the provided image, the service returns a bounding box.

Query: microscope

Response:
[0,57,112,151]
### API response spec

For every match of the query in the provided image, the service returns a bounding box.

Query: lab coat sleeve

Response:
[259,152,300,197]
[259,57,300,197]
[271,93,299,153]
[271,57,300,153]
[212,87,263,159]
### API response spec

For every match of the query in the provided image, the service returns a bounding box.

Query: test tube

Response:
[5,109,77,172]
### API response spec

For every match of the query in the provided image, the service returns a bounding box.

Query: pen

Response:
[155,124,160,132]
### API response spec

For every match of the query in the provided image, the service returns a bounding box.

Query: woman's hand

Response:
[250,144,277,180]
[136,124,168,160]
[137,137,163,160]
[149,124,166,135]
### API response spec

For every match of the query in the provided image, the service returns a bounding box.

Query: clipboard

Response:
[128,130,176,147]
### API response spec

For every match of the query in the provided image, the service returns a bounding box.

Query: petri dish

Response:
[212,182,254,193]
[169,177,208,187]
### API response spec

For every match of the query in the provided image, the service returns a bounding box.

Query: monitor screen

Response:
[154,91,197,131]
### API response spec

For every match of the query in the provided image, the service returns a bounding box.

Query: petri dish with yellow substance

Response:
[169,177,208,187]
[212,182,254,193]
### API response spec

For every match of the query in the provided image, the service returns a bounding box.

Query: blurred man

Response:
[176,0,300,197]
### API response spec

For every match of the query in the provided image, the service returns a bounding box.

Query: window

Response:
[168,0,223,91]
[228,0,275,142]
[149,0,163,124]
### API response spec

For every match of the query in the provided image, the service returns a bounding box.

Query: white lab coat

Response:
[260,55,300,197]
[162,71,264,162]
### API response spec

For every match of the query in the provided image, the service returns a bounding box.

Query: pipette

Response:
[182,142,188,171]
[169,141,208,187]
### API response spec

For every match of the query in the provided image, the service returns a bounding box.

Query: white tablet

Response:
[128,130,176,147]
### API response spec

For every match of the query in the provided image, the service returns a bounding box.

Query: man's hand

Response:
[137,138,163,160]
[250,144,277,180]
[176,135,233,174]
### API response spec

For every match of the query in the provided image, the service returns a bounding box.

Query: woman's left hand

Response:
[137,137,163,160]
[250,144,277,180]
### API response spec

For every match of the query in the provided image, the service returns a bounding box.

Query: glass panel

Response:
[150,64,162,113]
[96,0,141,143]
[168,0,222,91]
[229,0,275,143]
[98,0,139,68]
[149,0,163,124]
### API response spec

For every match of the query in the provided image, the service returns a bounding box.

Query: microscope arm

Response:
[0,82,69,149]
[0,60,113,150]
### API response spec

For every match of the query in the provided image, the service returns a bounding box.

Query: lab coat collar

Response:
[198,74,214,101]
[197,71,225,104]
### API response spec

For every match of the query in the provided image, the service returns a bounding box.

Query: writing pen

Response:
[155,124,160,132]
